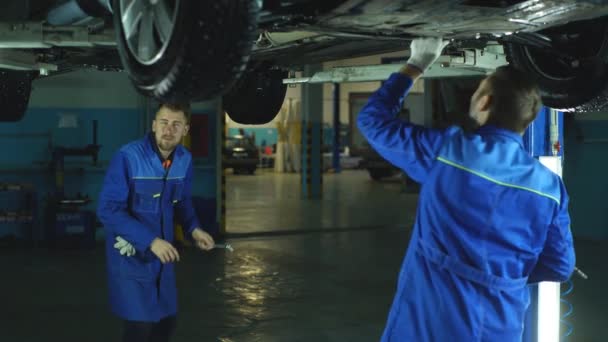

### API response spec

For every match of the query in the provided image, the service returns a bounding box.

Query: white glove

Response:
[114,236,136,257]
[406,37,449,72]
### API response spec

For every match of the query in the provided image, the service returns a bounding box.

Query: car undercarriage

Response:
[2,0,608,123]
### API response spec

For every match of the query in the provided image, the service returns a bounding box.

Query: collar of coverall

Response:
[148,132,175,168]
[476,124,524,148]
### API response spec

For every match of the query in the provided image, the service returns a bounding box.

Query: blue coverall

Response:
[97,133,201,322]
[357,73,576,341]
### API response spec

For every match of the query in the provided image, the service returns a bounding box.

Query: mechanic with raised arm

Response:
[97,103,215,342]
[357,38,576,341]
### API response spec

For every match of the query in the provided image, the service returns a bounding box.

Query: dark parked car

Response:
[3,1,608,123]
[358,142,401,181]
[223,135,259,175]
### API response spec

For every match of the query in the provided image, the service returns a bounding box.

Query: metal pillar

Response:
[301,64,323,199]
[423,81,434,127]
[522,106,565,342]
[332,83,341,173]
[218,106,227,234]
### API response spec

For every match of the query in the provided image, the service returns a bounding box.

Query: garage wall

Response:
[563,112,608,239]
[227,50,425,148]
[30,70,143,109]
[0,69,219,241]
[321,50,424,126]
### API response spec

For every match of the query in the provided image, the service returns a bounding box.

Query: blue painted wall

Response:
[563,115,608,239]
[0,69,220,242]
[520,108,608,240]
[0,107,219,241]
[0,107,141,166]
[0,107,142,240]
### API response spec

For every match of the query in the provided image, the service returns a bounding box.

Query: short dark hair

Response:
[486,65,542,133]
[158,102,191,122]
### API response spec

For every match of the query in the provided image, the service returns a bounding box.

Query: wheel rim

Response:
[119,0,179,65]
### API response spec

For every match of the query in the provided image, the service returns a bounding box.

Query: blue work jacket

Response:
[97,133,201,322]
[357,73,575,341]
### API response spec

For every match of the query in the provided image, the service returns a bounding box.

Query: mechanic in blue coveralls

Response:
[97,103,215,342]
[358,38,576,341]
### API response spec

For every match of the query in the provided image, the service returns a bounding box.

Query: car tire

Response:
[223,62,288,124]
[112,0,259,102]
[368,168,395,181]
[504,19,608,112]
[0,70,35,122]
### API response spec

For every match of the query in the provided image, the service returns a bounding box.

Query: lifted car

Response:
[2,1,608,123]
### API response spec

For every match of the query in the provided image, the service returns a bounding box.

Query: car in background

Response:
[3,1,608,124]
[223,135,259,175]
[358,143,401,181]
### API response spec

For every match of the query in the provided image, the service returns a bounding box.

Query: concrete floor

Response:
[0,170,606,341]
[226,170,417,235]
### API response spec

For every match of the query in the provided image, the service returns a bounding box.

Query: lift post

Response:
[522,107,566,342]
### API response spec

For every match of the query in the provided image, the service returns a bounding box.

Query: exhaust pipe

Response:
[47,0,112,26]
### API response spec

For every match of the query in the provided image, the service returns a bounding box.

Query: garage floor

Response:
[0,170,606,342]
[225,169,417,235]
